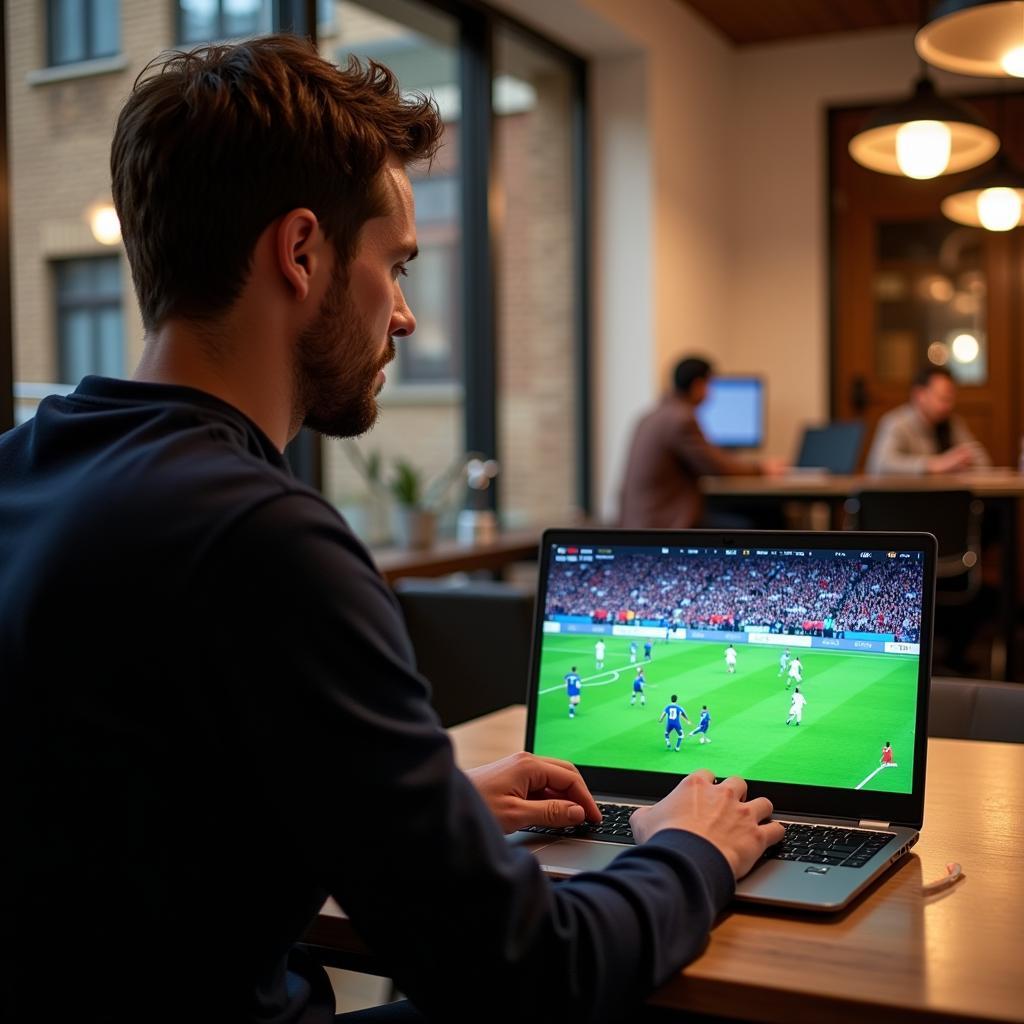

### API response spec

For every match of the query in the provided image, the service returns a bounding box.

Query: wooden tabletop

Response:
[371,529,540,583]
[312,705,1024,1023]
[700,470,1024,499]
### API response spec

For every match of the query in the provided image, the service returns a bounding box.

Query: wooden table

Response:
[307,705,1024,1024]
[371,530,540,584]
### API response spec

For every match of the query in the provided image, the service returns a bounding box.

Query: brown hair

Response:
[111,34,442,330]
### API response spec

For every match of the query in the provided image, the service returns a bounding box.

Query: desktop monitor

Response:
[695,376,763,448]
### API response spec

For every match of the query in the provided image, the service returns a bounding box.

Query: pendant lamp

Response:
[848,75,999,178]
[942,151,1024,229]
[916,1,1024,78]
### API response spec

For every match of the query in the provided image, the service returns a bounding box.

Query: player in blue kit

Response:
[689,705,712,744]
[630,666,647,707]
[643,640,653,661]
[564,666,582,719]
[659,695,691,750]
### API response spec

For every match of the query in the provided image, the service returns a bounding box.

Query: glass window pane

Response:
[50,0,87,65]
[60,310,95,385]
[493,26,579,528]
[319,0,463,546]
[873,221,987,387]
[90,0,120,57]
[96,307,125,377]
[179,0,218,43]
[223,0,271,38]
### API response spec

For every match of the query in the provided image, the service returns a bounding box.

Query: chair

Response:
[393,578,534,727]
[847,489,998,675]
[847,490,983,602]
[928,677,1024,743]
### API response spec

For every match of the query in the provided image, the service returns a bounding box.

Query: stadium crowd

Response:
[545,553,923,642]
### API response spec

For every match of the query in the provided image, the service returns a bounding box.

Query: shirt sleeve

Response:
[865,413,930,475]
[951,417,992,466]
[203,492,735,1023]
[673,417,761,477]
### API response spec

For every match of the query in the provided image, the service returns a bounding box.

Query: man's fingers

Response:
[523,759,601,822]
[510,798,586,831]
[759,820,787,847]
[716,775,748,801]
[745,796,775,823]
[684,768,715,786]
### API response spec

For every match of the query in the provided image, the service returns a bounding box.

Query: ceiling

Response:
[679,0,923,47]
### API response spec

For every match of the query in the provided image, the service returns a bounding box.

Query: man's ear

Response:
[275,208,326,303]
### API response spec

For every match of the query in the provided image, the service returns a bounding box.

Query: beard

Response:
[294,262,394,439]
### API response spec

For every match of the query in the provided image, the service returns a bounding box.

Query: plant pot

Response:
[390,506,438,550]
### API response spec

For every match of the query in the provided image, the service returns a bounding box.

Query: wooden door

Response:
[830,96,1022,468]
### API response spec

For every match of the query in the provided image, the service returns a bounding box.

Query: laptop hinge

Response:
[858,819,891,829]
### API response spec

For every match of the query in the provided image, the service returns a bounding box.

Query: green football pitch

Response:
[533,635,919,793]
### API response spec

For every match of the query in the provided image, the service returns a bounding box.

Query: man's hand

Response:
[466,752,602,834]
[630,770,785,880]
[760,456,789,477]
[928,444,977,473]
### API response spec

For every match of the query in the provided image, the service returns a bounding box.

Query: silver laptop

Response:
[512,528,935,911]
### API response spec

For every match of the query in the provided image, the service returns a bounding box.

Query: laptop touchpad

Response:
[540,839,621,874]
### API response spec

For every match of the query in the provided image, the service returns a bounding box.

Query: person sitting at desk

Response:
[0,37,782,1023]
[865,366,991,475]
[619,357,785,529]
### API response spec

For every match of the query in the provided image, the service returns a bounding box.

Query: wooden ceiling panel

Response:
[680,0,922,47]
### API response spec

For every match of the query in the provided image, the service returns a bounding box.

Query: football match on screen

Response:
[533,544,923,794]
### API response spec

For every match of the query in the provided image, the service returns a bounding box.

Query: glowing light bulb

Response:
[951,334,980,363]
[895,120,952,179]
[1001,45,1024,77]
[977,187,1022,231]
[88,204,121,245]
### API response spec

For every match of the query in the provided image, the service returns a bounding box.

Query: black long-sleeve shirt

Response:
[0,376,734,1022]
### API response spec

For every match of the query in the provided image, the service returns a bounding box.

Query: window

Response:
[48,0,119,66]
[56,257,124,385]
[178,0,272,45]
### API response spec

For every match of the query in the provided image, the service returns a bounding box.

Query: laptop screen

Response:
[533,540,925,796]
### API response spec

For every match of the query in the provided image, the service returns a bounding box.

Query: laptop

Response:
[795,422,865,474]
[511,528,935,911]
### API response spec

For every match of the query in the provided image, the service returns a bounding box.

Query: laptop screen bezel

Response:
[526,528,935,830]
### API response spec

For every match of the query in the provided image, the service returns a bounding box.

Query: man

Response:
[565,665,583,719]
[644,639,653,661]
[689,705,712,745]
[777,647,791,677]
[619,357,784,529]
[725,643,737,674]
[630,666,647,707]
[881,741,895,767]
[659,696,691,751]
[0,37,783,1023]
[629,640,638,664]
[786,687,808,726]
[595,637,606,670]
[786,655,803,689]
[865,366,990,474]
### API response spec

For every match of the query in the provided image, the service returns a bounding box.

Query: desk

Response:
[701,472,1024,681]
[371,530,540,584]
[307,705,1024,1024]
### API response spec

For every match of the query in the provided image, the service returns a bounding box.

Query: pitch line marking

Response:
[855,762,899,790]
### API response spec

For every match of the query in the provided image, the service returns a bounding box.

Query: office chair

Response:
[847,489,998,674]
[393,578,534,727]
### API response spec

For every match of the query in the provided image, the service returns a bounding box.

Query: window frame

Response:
[53,256,124,385]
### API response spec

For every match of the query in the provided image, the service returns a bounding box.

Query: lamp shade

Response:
[916,1,1024,78]
[848,77,999,177]
[941,153,1024,228]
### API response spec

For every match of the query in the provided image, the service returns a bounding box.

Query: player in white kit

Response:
[785,687,807,726]
[724,644,737,674]
[785,656,803,689]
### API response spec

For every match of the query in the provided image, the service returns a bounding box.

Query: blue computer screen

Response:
[695,377,763,448]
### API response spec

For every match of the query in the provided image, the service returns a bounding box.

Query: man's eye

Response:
[393,264,408,279]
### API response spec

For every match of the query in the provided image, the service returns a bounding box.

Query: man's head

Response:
[111,35,442,437]
[911,366,958,425]
[672,357,712,405]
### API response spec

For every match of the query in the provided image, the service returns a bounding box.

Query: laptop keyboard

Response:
[765,822,895,868]
[520,805,895,868]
